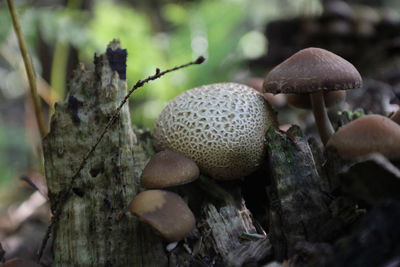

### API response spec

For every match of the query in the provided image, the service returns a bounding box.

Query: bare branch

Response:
[6,0,47,137]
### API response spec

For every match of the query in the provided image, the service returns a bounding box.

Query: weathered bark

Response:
[265,126,332,260]
[328,200,400,267]
[43,41,272,266]
[193,177,272,267]
[43,41,167,266]
[157,175,272,266]
[337,153,400,204]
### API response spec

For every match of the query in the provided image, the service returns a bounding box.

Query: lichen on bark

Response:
[265,126,332,260]
[43,41,166,266]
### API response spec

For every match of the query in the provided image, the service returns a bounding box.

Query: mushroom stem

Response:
[310,91,335,145]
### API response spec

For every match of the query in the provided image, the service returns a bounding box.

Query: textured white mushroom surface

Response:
[154,83,276,180]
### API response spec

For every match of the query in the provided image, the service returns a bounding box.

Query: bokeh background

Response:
[1,0,400,262]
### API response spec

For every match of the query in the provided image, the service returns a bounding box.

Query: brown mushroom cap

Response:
[140,150,200,188]
[262,47,362,94]
[287,90,346,109]
[129,190,195,242]
[2,258,41,267]
[327,114,400,159]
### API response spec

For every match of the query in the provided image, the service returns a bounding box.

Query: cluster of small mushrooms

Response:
[129,150,198,242]
[128,47,400,243]
[263,47,400,157]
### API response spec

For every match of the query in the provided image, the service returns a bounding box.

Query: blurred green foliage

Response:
[0,0,322,185]
[0,123,30,184]
[84,0,249,127]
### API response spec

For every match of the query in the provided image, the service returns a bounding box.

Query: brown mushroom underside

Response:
[287,90,346,109]
[129,190,195,242]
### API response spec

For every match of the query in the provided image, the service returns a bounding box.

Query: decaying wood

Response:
[43,41,272,266]
[43,41,167,266]
[159,175,272,266]
[337,153,400,204]
[326,200,400,267]
[194,177,272,267]
[43,40,396,267]
[265,126,332,261]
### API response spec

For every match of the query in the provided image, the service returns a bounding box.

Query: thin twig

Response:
[37,56,205,261]
[6,0,47,137]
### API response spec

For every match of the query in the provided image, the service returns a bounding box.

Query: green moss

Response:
[266,128,299,165]
[338,109,366,122]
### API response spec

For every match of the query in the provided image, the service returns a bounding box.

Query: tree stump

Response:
[43,40,168,266]
[265,126,332,260]
[43,40,273,266]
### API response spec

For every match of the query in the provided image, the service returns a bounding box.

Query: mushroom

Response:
[154,82,277,180]
[326,114,400,159]
[129,190,195,242]
[140,150,199,189]
[2,258,41,267]
[263,47,362,145]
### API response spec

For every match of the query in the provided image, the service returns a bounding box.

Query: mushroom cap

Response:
[263,47,362,94]
[326,114,400,159]
[140,150,199,188]
[153,82,277,180]
[287,90,346,109]
[2,258,41,267]
[129,190,195,242]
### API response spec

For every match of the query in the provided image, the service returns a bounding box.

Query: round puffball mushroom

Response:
[326,114,400,159]
[263,47,362,145]
[129,190,195,242]
[140,150,199,188]
[154,82,277,180]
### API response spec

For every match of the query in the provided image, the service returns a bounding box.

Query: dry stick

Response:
[37,56,205,261]
[7,0,47,137]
